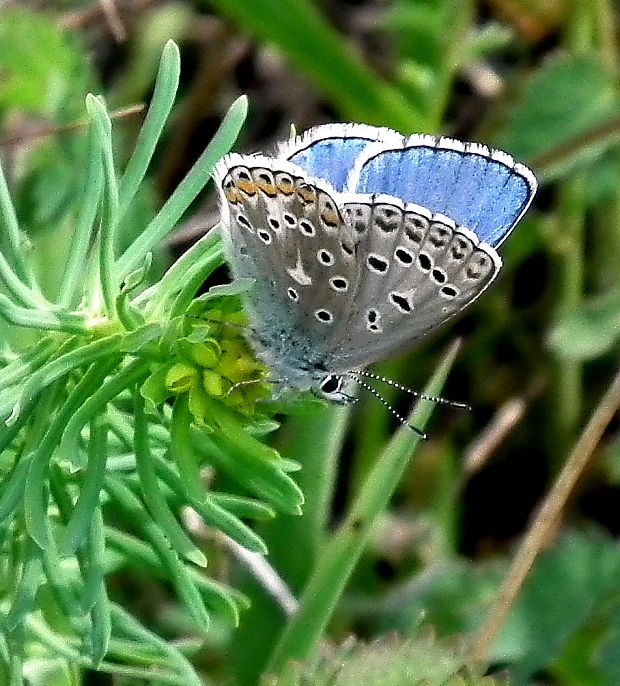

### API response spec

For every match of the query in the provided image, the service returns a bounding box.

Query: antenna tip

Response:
[406,423,428,439]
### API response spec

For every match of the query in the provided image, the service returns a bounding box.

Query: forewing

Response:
[348,136,537,247]
[323,194,501,371]
[215,154,360,351]
[278,123,404,192]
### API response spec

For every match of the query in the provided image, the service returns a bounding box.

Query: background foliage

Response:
[0,1,619,685]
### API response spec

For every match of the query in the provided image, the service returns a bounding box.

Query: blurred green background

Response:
[1,0,620,684]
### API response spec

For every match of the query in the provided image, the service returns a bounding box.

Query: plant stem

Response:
[470,365,620,665]
[265,341,461,676]
[552,177,585,455]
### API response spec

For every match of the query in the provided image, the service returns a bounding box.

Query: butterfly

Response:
[214,123,537,414]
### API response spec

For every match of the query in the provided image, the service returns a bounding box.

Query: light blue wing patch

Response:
[350,136,537,247]
[287,137,371,192]
[279,123,404,192]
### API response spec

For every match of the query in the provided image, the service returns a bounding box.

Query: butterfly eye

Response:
[319,374,341,394]
[317,374,356,405]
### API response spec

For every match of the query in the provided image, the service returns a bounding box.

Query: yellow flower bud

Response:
[203,370,232,398]
[165,363,198,393]
[190,340,221,368]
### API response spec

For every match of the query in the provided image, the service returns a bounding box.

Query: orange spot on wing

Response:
[321,210,340,227]
[236,179,257,196]
[297,184,316,205]
[276,176,295,195]
[255,179,278,197]
[224,188,241,204]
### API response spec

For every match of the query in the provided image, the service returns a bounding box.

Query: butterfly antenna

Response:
[185,313,247,335]
[352,370,470,410]
[226,378,269,396]
[346,373,427,439]
[226,376,289,397]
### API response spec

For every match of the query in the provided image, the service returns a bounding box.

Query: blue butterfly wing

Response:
[350,137,537,247]
[287,137,370,192]
[280,123,404,192]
